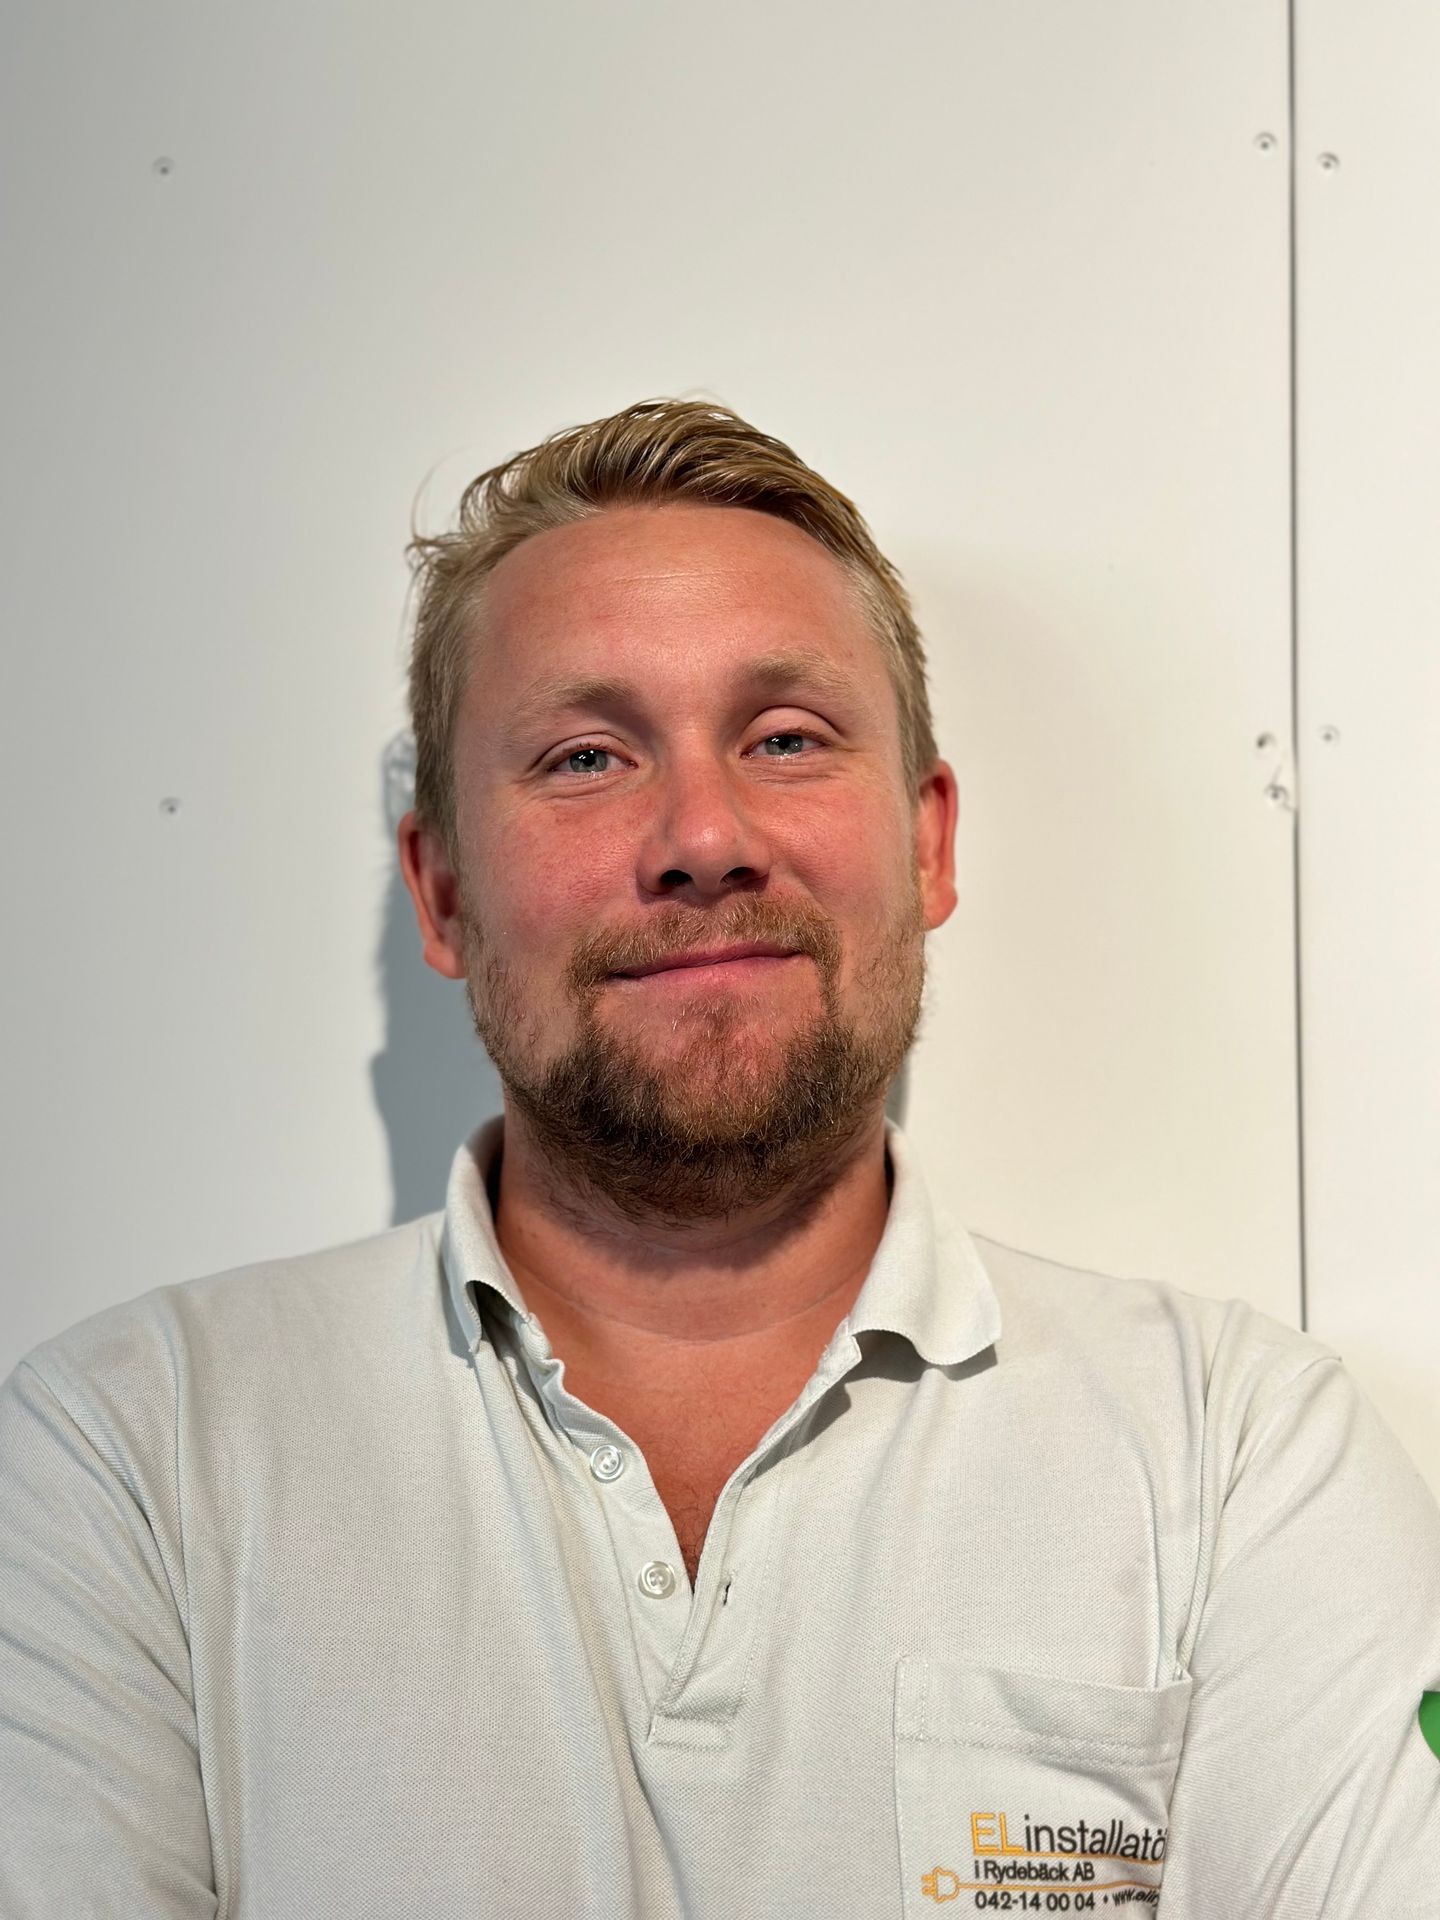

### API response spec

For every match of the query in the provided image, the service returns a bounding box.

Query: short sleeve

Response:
[0,1357,217,1918]
[1160,1353,1440,1917]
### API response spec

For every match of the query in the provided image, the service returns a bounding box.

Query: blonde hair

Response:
[404,397,938,864]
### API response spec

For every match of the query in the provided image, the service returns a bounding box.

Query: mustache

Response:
[569,905,841,989]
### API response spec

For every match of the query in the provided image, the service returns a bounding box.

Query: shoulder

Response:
[6,1210,447,1455]
[966,1226,1345,1437]
[960,1231,1435,1584]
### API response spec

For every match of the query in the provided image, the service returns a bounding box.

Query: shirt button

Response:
[589,1443,625,1482]
[638,1559,677,1599]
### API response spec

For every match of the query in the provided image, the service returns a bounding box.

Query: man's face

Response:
[400,502,957,1225]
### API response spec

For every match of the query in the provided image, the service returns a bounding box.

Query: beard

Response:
[457,868,926,1230]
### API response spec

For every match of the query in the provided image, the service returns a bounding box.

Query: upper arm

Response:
[1161,1355,1440,1917]
[0,1357,218,1918]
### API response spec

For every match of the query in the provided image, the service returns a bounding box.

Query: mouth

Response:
[610,944,805,984]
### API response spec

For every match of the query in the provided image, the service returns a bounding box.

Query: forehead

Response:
[470,503,885,692]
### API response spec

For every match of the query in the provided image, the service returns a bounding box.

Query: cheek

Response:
[803,794,909,899]
[476,810,623,950]
[801,844,917,996]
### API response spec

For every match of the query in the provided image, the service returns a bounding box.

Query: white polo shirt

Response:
[2,1115,1438,1918]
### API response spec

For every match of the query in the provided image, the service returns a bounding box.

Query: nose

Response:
[635,750,774,899]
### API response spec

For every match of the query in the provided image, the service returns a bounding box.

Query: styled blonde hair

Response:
[404,396,938,863]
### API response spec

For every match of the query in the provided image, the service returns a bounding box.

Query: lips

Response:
[613,942,801,980]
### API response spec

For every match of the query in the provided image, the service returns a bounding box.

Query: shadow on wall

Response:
[368,731,911,1229]
[372,731,503,1228]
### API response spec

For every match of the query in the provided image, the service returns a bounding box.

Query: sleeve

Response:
[1160,1352,1440,1918]
[0,1356,218,1918]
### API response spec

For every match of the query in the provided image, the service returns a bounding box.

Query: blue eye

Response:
[758,732,811,756]
[549,745,613,777]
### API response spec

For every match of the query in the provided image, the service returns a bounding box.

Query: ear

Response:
[396,809,470,980]
[913,760,959,932]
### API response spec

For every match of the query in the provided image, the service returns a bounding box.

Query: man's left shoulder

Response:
[967,1227,1342,1413]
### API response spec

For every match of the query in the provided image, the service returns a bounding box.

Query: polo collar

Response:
[439,1113,1002,1370]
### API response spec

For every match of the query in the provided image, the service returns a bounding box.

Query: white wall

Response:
[1289,0,1440,1489]
[2,0,1435,1488]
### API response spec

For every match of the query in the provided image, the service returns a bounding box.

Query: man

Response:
[2,397,1437,1918]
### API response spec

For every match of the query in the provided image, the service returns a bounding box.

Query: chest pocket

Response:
[894,1655,1193,1914]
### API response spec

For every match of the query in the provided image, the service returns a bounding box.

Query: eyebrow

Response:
[502,649,864,743]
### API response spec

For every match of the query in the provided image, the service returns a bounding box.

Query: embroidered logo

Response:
[1420,1691,1440,1761]
[918,1810,1167,1903]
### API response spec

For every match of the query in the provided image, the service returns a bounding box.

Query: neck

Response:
[488,1101,894,1377]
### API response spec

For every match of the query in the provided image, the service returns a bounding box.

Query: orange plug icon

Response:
[921,1866,962,1902]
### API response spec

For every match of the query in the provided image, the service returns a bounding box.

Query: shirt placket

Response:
[509,1306,865,1738]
